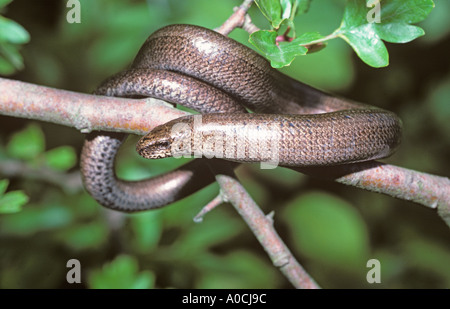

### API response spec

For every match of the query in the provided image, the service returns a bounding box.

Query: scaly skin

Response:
[81,25,402,212]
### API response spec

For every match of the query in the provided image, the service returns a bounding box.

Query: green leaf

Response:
[256,0,308,29]
[0,190,29,214]
[7,124,45,160]
[339,24,389,68]
[249,30,308,68]
[280,0,311,16]
[280,0,293,19]
[278,17,296,37]
[0,4,29,74]
[380,0,435,24]
[0,43,24,70]
[291,31,325,45]
[0,180,28,214]
[375,23,424,43]
[338,0,434,67]
[282,191,370,268]
[280,1,355,90]
[89,255,155,289]
[255,0,283,28]
[44,146,77,171]
[0,16,30,44]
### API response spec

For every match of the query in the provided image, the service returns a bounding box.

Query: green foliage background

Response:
[0,0,449,288]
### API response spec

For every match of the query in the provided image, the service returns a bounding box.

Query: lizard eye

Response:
[157,140,170,148]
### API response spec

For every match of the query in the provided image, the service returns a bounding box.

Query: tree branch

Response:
[1,77,448,227]
[295,162,450,227]
[0,77,188,135]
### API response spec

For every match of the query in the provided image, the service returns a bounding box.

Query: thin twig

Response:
[215,0,259,36]
[242,11,260,34]
[193,193,224,222]
[208,163,320,289]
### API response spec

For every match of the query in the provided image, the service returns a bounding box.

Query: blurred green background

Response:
[0,0,449,289]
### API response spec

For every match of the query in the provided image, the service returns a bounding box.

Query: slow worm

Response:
[80,24,402,212]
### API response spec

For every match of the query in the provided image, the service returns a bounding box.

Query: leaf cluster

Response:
[0,0,29,74]
[251,0,434,68]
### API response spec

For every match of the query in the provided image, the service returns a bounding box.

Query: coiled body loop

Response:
[80,24,402,212]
